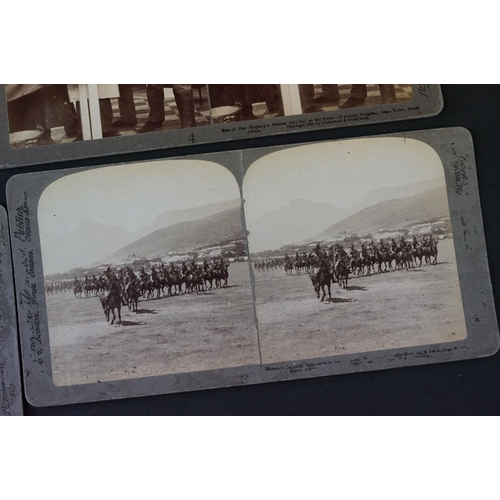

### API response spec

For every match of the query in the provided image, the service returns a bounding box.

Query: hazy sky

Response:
[39,159,240,235]
[243,137,444,223]
[38,159,241,274]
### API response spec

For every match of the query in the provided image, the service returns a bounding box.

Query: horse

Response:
[412,245,424,267]
[309,266,332,302]
[424,242,438,265]
[335,257,350,290]
[100,282,122,325]
[73,283,83,299]
[214,263,229,288]
[203,269,214,290]
[125,282,139,313]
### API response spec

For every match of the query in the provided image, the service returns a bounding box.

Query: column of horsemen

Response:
[45,257,230,326]
[254,235,440,302]
[48,257,230,303]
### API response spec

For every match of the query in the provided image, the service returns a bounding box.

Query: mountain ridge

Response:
[100,206,245,264]
[314,185,450,241]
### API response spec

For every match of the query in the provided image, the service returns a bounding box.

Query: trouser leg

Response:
[321,84,340,100]
[146,84,165,124]
[378,84,397,104]
[264,84,283,114]
[116,84,137,124]
[340,84,368,109]
[298,84,315,111]
[173,84,196,128]
[235,84,255,120]
[350,84,368,100]
[99,98,114,135]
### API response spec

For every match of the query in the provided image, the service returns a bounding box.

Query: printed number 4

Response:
[188,133,196,144]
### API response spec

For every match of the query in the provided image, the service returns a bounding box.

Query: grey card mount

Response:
[7,127,497,407]
[0,84,443,169]
[0,205,23,415]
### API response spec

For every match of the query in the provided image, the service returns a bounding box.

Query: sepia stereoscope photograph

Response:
[8,127,498,406]
[243,138,467,363]
[38,137,468,386]
[6,84,413,148]
[38,160,260,386]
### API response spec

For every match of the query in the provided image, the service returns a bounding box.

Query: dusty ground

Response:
[253,239,467,364]
[47,262,260,386]
[47,241,467,386]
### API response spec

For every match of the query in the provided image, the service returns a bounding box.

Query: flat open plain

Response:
[253,239,467,363]
[46,262,259,386]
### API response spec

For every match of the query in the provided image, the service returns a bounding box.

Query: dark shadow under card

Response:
[0,205,23,416]
[242,128,499,378]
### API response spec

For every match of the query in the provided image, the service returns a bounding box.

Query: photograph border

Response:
[7,127,498,407]
[0,84,443,169]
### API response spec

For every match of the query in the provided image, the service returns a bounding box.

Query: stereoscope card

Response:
[0,85,443,168]
[7,127,498,407]
[0,206,23,415]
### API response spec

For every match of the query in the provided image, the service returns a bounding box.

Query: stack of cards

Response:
[0,84,497,410]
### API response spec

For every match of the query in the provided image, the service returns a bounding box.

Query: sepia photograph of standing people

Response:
[38,159,260,386]
[243,138,467,364]
[6,84,413,148]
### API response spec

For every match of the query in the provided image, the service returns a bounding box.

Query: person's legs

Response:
[378,84,397,104]
[263,84,283,115]
[299,84,321,113]
[147,84,165,123]
[350,84,368,100]
[340,84,367,109]
[138,84,165,133]
[114,84,137,127]
[315,84,340,104]
[99,98,119,137]
[235,84,256,120]
[173,84,196,128]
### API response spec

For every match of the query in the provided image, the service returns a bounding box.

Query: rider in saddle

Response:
[150,265,158,279]
[104,267,117,283]
[413,236,419,248]
[315,247,330,275]
[126,267,136,281]
[390,238,398,252]
[349,243,358,257]
[203,259,210,271]
[139,267,149,283]
[181,261,189,276]
[313,244,323,258]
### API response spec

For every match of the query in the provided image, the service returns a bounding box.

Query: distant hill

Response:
[247,198,344,252]
[315,186,450,241]
[347,177,445,217]
[137,198,241,239]
[101,206,245,263]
